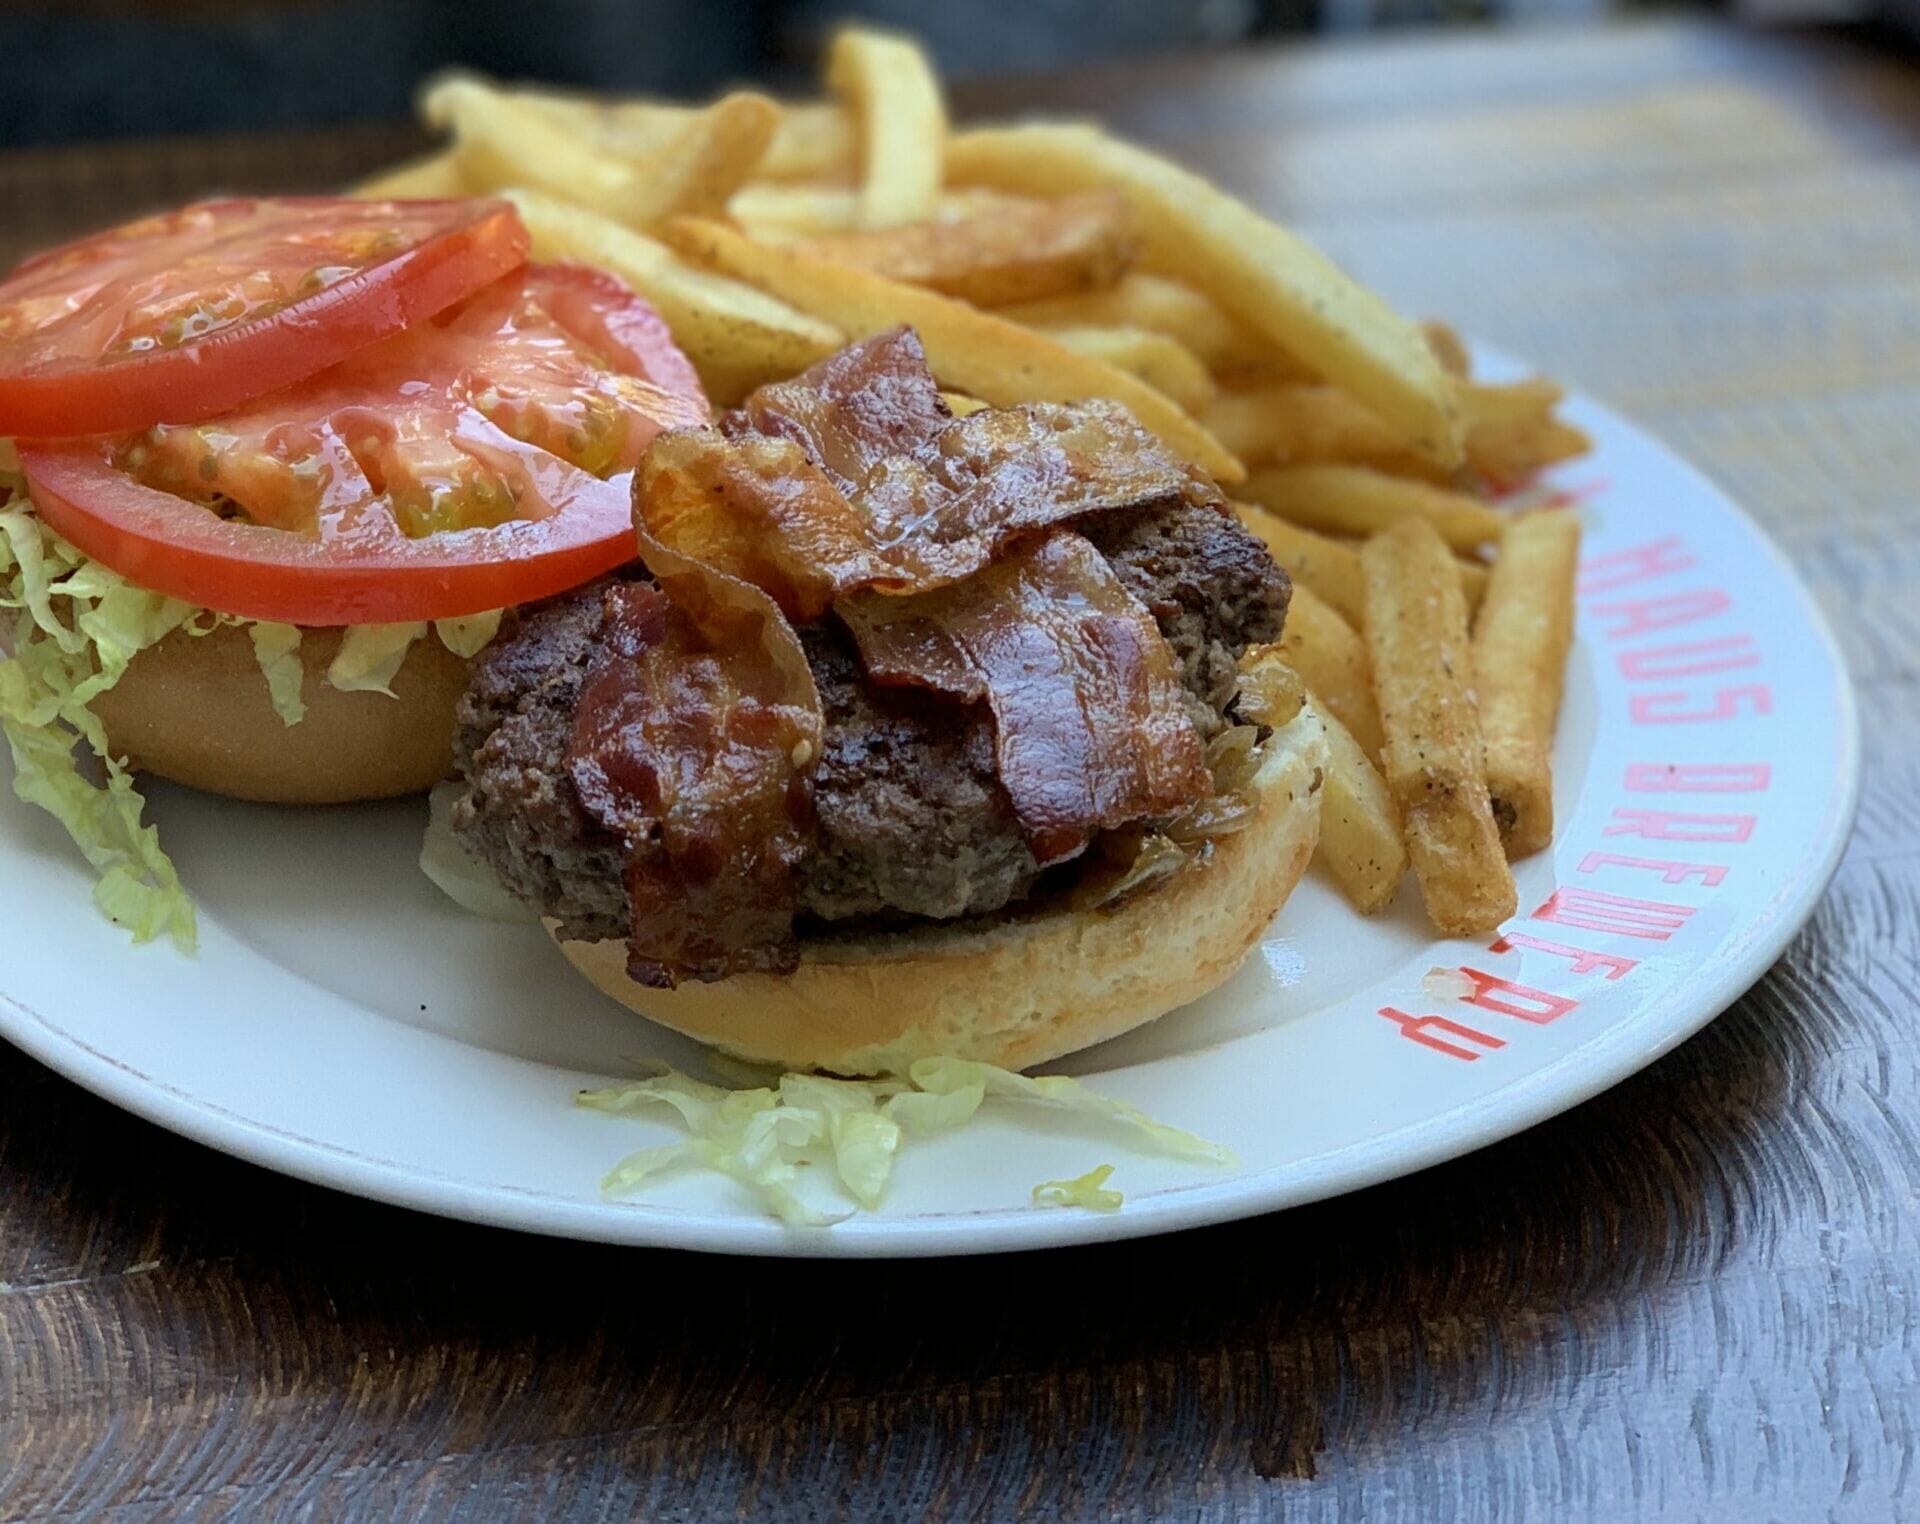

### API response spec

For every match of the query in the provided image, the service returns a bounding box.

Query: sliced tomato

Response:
[0,197,530,437]
[20,263,711,625]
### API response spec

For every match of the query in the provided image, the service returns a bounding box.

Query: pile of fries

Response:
[356,26,1588,938]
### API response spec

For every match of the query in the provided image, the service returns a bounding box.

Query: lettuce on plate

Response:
[578,1058,1235,1224]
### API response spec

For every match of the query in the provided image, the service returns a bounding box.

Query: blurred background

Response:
[0,0,1836,149]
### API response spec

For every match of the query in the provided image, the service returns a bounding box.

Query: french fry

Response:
[1040,325,1214,414]
[352,151,470,200]
[1422,320,1471,379]
[1307,687,1406,914]
[503,190,843,403]
[791,192,1137,309]
[1242,465,1505,553]
[510,91,693,161]
[828,27,946,228]
[1237,504,1488,628]
[1361,518,1516,936]
[1466,415,1593,489]
[759,102,858,181]
[946,123,1462,465]
[1473,508,1580,858]
[423,75,637,213]
[618,92,782,225]
[1456,377,1563,426]
[1277,584,1383,759]
[1201,385,1406,469]
[665,216,1243,481]
[1000,272,1273,374]
[729,183,862,241]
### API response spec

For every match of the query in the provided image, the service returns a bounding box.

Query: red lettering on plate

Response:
[1490,931,1639,979]
[1579,536,1695,596]
[1630,685,1772,724]
[1605,808,1756,844]
[1618,636,1761,682]
[1379,1007,1506,1061]
[1577,851,1728,887]
[1591,588,1731,640]
[1532,886,1695,940]
[1624,762,1771,793]
[1458,968,1580,1025]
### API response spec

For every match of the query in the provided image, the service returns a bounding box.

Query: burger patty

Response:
[453,500,1289,939]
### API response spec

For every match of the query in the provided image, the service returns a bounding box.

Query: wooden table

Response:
[2,20,1914,1520]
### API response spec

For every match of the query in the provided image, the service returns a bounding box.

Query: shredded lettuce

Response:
[247,622,307,726]
[327,621,428,696]
[0,504,198,950]
[434,609,504,659]
[1033,1164,1123,1212]
[906,1057,1238,1166]
[578,1056,1232,1223]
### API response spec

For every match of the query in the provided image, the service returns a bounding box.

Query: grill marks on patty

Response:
[454,497,1289,942]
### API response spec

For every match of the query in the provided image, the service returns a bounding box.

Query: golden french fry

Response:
[1001,272,1272,374]
[1456,377,1563,426]
[1473,508,1580,858]
[941,392,990,417]
[1039,325,1214,414]
[423,75,636,212]
[729,183,862,241]
[791,192,1136,309]
[352,151,470,200]
[759,102,858,181]
[1277,584,1382,759]
[1361,517,1516,936]
[946,123,1462,465]
[1466,415,1592,488]
[1201,385,1406,470]
[1237,504,1486,629]
[510,91,693,160]
[503,190,842,403]
[828,27,946,228]
[1305,687,1406,914]
[614,92,781,226]
[1423,320,1471,379]
[665,216,1243,481]
[1242,465,1504,553]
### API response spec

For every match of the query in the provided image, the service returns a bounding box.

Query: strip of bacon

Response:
[638,326,1221,620]
[838,531,1210,866]
[568,538,822,987]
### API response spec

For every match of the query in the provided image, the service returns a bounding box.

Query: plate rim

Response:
[0,385,1863,1259]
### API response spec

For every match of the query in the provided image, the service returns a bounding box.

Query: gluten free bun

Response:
[553,695,1329,1075]
[90,623,468,804]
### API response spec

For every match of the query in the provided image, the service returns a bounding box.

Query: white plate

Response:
[0,376,1859,1258]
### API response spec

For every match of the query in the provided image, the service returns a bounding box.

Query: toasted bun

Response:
[90,623,468,804]
[551,697,1328,1075]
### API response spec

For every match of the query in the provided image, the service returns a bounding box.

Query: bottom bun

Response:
[552,701,1329,1075]
[90,623,469,804]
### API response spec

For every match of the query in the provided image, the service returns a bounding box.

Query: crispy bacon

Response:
[639,327,1221,618]
[570,326,1219,983]
[838,531,1210,866]
[567,539,821,987]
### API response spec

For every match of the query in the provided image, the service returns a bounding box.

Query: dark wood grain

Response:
[3,19,1916,1521]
